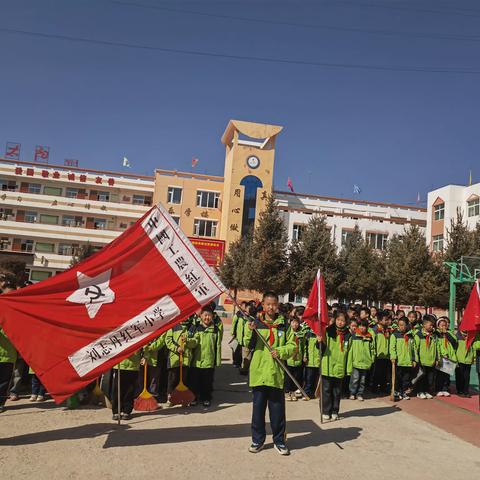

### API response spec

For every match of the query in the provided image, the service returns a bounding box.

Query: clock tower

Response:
[220,119,283,249]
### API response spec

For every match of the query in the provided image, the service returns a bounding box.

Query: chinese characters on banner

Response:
[64,159,79,167]
[34,145,50,163]
[0,203,226,403]
[5,142,21,160]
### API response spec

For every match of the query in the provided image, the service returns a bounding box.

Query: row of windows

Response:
[0,237,103,256]
[292,224,388,250]
[0,178,152,205]
[434,199,480,220]
[167,187,220,209]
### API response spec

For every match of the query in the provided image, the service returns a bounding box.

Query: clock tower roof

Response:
[221,120,283,146]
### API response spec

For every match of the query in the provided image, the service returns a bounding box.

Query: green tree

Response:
[70,243,97,267]
[337,226,383,303]
[249,194,289,294]
[288,214,338,297]
[0,260,28,287]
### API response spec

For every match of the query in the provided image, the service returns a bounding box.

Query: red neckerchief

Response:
[355,328,371,339]
[377,324,391,338]
[423,330,433,348]
[404,333,410,346]
[258,314,278,346]
[337,328,346,352]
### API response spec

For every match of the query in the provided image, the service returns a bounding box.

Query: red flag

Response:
[0,204,225,403]
[192,158,199,168]
[459,280,480,349]
[287,177,294,193]
[303,269,329,336]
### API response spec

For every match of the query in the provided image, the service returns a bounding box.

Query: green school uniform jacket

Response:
[231,312,242,340]
[390,331,415,367]
[114,351,141,371]
[286,327,305,368]
[414,330,439,367]
[213,313,224,342]
[143,333,166,367]
[0,328,17,364]
[347,331,375,373]
[436,331,458,362]
[321,325,352,379]
[372,325,392,359]
[191,323,222,369]
[235,315,247,347]
[243,313,295,389]
[455,332,480,365]
[165,322,198,368]
[304,330,320,368]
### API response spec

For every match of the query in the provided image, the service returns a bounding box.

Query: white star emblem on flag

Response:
[67,270,115,319]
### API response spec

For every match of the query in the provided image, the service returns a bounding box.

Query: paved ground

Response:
[1,330,479,480]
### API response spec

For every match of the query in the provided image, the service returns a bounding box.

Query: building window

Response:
[133,194,152,206]
[28,183,41,194]
[93,218,107,229]
[58,243,79,256]
[25,211,38,223]
[432,234,444,252]
[30,270,52,282]
[35,242,55,253]
[21,239,34,252]
[167,187,182,204]
[196,190,220,209]
[44,186,62,196]
[0,237,10,250]
[66,187,79,198]
[97,191,110,202]
[39,214,59,225]
[171,216,180,225]
[467,198,480,217]
[341,230,353,246]
[292,224,306,241]
[434,203,445,221]
[0,179,17,191]
[367,232,388,250]
[194,219,217,237]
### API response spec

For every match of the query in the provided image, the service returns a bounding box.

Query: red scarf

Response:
[258,315,279,346]
[337,329,345,352]
[425,332,432,348]
[377,325,391,338]
[404,334,410,346]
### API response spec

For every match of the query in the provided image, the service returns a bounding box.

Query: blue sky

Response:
[1,0,479,204]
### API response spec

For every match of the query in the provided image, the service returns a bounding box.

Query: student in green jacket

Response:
[231,302,246,368]
[0,327,17,413]
[190,306,222,407]
[239,302,257,375]
[320,312,352,421]
[142,332,166,400]
[371,311,393,394]
[111,350,141,421]
[455,331,480,397]
[284,315,305,402]
[243,291,296,456]
[347,319,375,401]
[414,315,439,399]
[435,317,457,397]
[390,317,416,400]
[303,328,320,399]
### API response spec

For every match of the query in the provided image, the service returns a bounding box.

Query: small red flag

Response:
[192,158,199,168]
[287,177,294,193]
[0,204,225,403]
[459,280,480,349]
[303,269,329,336]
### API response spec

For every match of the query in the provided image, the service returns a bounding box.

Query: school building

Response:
[0,119,428,285]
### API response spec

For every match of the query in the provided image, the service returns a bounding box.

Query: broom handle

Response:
[227,295,308,399]
[179,352,183,384]
[143,362,148,390]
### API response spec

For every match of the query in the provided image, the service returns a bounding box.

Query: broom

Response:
[170,352,195,406]
[90,378,104,406]
[134,364,158,411]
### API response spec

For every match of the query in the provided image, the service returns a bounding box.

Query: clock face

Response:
[247,155,260,169]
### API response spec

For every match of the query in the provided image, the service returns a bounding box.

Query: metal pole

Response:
[449,265,457,331]
[117,367,121,426]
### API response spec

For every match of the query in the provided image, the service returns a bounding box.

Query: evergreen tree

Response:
[288,214,338,297]
[471,221,480,257]
[249,194,289,294]
[337,226,382,303]
[70,243,97,267]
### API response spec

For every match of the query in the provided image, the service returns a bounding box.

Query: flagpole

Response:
[227,294,309,398]
[117,366,121,426]
[318,270,324,424]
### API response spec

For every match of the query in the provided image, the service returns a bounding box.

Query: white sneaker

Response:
[36,395,45,402]
[322,414,331,421]
[444,391,451,397]
[436,391,444,397]
[402,394,410,400]
[331,413,339,420]
[417,392,427,399]
[425,393,433,399]
[29,395,37,402]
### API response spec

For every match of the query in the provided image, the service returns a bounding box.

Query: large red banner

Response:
[0,204,225,403]
[188,238,225,268]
